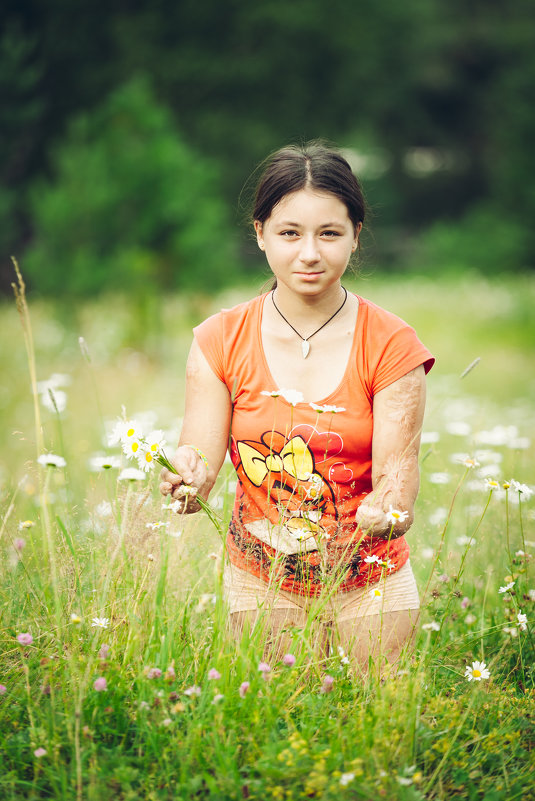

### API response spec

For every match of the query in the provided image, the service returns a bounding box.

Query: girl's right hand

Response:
[159,445,208,513]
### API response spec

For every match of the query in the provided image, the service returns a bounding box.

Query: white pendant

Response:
[301,340,310,358]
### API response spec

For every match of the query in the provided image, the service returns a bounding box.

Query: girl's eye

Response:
[280,230,299,238]
[322,230,341,237]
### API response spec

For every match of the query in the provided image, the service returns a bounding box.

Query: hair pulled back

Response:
[253,141,365,232]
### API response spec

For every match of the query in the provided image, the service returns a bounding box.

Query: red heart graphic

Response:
[290,424,343,463]
[329,462,354,483]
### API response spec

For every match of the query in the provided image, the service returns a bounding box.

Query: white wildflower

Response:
[464,660,490,681]
[89,454,122,471]
[386,506,409,524]
[517,612,528,631]
[41,388,67,413]
[261,388,304,406]
[456,535,475,547]
[510,480,533,499]
[117,467,146,481]
[95,501,113,518]
[498,581,515,594]
[146,521,168,531]
[458,456,480,469]
[420,431,440,443]
[37,453,66,469]
[91,617,110,629]
[428,472,451,485]
[446,421,472,436]
[309,402,346,413]
[503,626,518,638]
[422,621,440,631]
[108,419,140,447]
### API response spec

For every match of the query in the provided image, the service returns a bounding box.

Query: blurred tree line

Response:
[1,0,534,296]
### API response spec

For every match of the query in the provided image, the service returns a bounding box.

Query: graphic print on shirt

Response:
[234,429,338,554]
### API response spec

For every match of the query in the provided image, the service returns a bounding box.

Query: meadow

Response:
[0,267,534,800]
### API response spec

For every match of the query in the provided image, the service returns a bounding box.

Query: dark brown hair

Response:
[253,141,366,232]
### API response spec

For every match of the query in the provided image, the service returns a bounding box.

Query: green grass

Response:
[0,270,534,800]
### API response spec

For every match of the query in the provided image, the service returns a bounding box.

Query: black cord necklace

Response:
[271,287,348,359]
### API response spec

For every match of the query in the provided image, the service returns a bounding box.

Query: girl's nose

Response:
[299,236,320,264]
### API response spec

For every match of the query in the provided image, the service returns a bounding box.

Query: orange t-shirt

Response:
[194,292,434,596]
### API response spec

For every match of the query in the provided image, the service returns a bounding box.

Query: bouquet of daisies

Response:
[108,417,220,526]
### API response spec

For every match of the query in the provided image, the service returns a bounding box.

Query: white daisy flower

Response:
[517,612,528,631]
[446,421,472,436]
[340,773,355,786]
[37,453,66,469]
[369,586,383,599]
[109,419,143,449]
[386,506,409,524]
[420,431,440,444]
[91,617,110,629]
[429,472,451,485]
[138,449,157,472]
[510,480,533,499]
[261,388,304,406]
[41,388,67,413]
[36,373,71,393]
[485,478,500,490]
[145,430,166,455]
[498,581,515,594]
[458,456,480,469]
[117,467,146,482]
[95,501,113,518]
[89,454,122,471]
[309,402,346,414]
[464,660,490,681]
[363,555,380,564]
[422,621,440,631]
[123,436,142,460]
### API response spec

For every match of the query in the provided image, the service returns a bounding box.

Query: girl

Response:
[160,142,434,673]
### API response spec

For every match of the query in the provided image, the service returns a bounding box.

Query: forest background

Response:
[2,0,535,297]
[1,4,535,799]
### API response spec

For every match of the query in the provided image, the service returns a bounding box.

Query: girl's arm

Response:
[159,337,232,512]
[355,365,426,537]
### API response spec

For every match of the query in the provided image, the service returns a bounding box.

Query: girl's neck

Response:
[271,282,346,323]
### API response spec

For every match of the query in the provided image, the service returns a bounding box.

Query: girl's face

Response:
[254,188,361,299]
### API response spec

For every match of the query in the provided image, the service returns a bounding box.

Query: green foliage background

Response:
[1,0,535,295]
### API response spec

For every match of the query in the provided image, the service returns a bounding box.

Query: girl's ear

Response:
[254,220,265,250]
[352,221,363,252]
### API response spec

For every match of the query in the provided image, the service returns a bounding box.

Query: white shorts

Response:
[223,559,420,623]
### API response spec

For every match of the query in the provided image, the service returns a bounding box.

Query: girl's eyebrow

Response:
[275,221,346,228]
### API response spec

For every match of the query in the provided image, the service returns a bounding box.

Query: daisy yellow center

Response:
[150,443,158,452]
[473,669,481,677]
[392,512,401,519]
[131,442,139,453]
[127,428,135,437]
[373,589,381,597]
[145,453,153,463]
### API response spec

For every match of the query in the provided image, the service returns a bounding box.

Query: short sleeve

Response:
[371,326,434,395]
[193,313,226,383]
[360,300,434,396]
